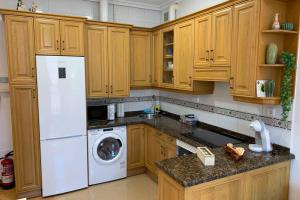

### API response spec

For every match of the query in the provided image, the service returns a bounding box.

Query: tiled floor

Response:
[0,175,158,200]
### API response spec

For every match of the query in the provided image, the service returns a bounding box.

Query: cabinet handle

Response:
[106,85,108,94]
[62,41,65,51]
[31,67,35,78]
[149,75,152,83]
[110,85,113,94]
[56,40,59,50]
[189,76,192,86]
[160,145,164,156]
[210,50,214,62]
[229,77,234,89]
[163,147,167,157]
[206,50,210,61]
[32,88,36,99]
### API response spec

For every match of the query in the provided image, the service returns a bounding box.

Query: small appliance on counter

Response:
[180,114,198,126]
[107,104,116,120]
[117,103,125,118]
[248,120,273,152]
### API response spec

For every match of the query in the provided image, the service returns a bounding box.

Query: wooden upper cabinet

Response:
[211,8,233,66]
[194,14,211,67]
[5,15,35,84]
[108,27,130,98]
[174,19,194,91]
[152,31,162,86]
[86,25,108,98]
[127,125,145,170]
[231,1,257,97]
[35,18,60,55]
[10,85,41,197]
[130,31,151,87]
[60,20,84,56]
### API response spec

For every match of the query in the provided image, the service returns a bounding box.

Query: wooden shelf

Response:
[262,30,298,34]
[164,55,173,59]
[233,96,281,105]
[164,43,174,46]
[259,64,285,68]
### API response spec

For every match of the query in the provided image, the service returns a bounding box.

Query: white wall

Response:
[175,0,229,18]
[0,0,162,27]
[289,22,300,200]
[0,16,12,158]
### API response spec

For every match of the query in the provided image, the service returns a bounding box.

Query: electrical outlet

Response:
[265,107,276,118]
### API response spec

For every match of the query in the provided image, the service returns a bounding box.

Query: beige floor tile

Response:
[0,175,158,200]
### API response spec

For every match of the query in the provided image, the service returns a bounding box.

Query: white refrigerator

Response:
[36,56,88,197]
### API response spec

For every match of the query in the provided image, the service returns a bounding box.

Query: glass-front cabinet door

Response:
[161,26,174,87]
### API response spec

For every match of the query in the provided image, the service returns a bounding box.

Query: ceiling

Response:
[109,0,178,10]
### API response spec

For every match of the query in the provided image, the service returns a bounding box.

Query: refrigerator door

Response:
[41,135,88,197]
[36,56,87,140]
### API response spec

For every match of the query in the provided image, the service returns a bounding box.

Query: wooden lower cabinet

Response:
[10,85,41,198]
[127,125,145,170]
[158,161,290,200]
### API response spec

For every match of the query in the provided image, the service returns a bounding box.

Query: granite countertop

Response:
[156,144,294,187]
[88,112,295,187]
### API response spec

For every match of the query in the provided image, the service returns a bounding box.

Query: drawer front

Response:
[193,68,230,81]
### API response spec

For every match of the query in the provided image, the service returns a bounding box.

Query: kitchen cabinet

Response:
[108,27,130,98]
[158,161,290,200]
[174,19,194,91]
[145,126,176,176]
[60,20,84,56]
[161,26,175,88]
[193,8,232,81]
[35,18,84,56]
[10,85,41,198]
[211,8,232,67]
[86,23,130,98]
[130,30,151,87]
[35,18,60,55]
[5,15,35,84]
[86,25,108,97]
[127,125,145,170]
[151,30,162,87]
[230,1,257,97]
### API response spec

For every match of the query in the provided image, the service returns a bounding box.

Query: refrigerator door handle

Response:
[41,134,85,141]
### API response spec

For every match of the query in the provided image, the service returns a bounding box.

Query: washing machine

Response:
[88,126,127,185]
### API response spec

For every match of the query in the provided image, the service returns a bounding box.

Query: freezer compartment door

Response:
[41,136,88,197]
[36,56,86,140]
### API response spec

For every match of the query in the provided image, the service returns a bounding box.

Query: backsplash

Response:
[88,87,291,147]
[87,92,291,130]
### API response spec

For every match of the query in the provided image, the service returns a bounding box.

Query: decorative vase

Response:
[266,80,275,97]
[266,43,278,64]
[272,13,280,30]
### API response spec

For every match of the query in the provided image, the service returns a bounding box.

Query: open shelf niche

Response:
[255,0,299,104]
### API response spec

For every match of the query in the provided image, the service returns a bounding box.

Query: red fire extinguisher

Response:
[0,151,15,189]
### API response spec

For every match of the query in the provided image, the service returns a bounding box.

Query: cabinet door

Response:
[145,127,164,175]
[127,125,145,170]
[211,8,232,66]
[152,31,162,86]
[130,31,151,87]
[60,21,84,56]
[194,14,211,67]
[231,2,257,96]
[164,143,176,159]
[86,25,109,98]
[5,16,35,84]
[158,170,184,200]
[108,27,130,97]
[188,175,245,200]
[245,162,290,200]
[174,19,194,91]
[10,85,41,197]
[35,18,60,55]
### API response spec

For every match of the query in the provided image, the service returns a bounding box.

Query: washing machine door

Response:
[92,133,124,164]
